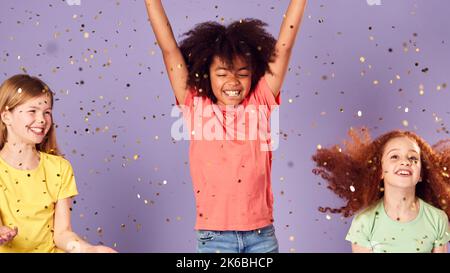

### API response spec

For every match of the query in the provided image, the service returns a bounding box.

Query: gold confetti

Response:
[17,88,23,93]
[359,57,365,63]
[83,32,90,38]
[402,120,409,127]
[133,154,139,160]
[373,80,379,85]
[317,144,322,150]
[289,236,295,241]
[350,185,355,192]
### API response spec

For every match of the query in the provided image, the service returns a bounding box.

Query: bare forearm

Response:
[277,0,307,51]
[145,0,179,53]
[54,230,92,253]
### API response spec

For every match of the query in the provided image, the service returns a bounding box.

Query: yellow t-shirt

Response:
[0,152,78,253]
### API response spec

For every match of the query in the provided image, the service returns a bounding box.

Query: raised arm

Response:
[265,0,307,97]
[145,0,189,105]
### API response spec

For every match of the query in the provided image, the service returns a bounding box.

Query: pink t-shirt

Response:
[180,77,280,231]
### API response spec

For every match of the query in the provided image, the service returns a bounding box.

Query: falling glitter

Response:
[357,111,362,117]
[317,144,322,150]
[359,56,365,63]
[402,120,409,127]
[350,185,355,192]
[326,214,331,220]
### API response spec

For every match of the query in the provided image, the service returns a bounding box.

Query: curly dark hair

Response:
[179,18,276,103]
[312,127,450,218]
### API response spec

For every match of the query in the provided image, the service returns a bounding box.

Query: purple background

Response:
[1,0,449,252]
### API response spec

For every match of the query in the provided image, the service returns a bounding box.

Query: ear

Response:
[1,110,12,126]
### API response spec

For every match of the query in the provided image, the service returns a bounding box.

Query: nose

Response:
[36,114,45,125]
[228,76,240,85]
[400,159,411,166]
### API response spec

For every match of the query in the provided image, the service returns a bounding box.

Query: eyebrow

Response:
[386,148,419,154]
[215,66,250,71]
[28,106,52,111]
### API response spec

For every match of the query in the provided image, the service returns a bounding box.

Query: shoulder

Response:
[40,152,73,170]
[352,200,383,225]
[181,88,212,108]
[420,199,449,223]
[247,76,280,106]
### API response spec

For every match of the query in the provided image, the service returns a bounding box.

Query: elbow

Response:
[160,44,181,56]
[53,228,73,250]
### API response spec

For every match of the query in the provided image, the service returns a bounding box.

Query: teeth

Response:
[224,90,240,97]
[30,128,44,133]
[397,170,411,175]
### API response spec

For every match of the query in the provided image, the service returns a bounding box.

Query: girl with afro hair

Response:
[145,0,307,253]
[313,127,450,253]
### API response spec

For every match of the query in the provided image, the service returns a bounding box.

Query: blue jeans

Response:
[196,224,279,253]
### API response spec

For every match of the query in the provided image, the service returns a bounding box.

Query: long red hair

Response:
[312,127,450,218]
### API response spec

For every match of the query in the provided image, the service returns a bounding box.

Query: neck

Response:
[383,186,419,222]
[0,141,40,170]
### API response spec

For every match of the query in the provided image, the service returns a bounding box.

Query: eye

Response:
[238,73,249,78]
[390,154,399,160]
[45,111,52,115]
[216,74,226,77]
[28,110,36,113]
[408,156,419,163]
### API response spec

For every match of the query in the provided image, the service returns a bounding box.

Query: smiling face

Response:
[209,55,252,106]
[2,94,53,145]
[381,136,422,190]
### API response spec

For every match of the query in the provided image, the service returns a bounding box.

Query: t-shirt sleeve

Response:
[251,76,281,107]
[433,210,450,247]
[345,212,373,249]
[57,159,79,200]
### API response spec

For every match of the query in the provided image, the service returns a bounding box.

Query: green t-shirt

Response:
[346,198,450,253]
